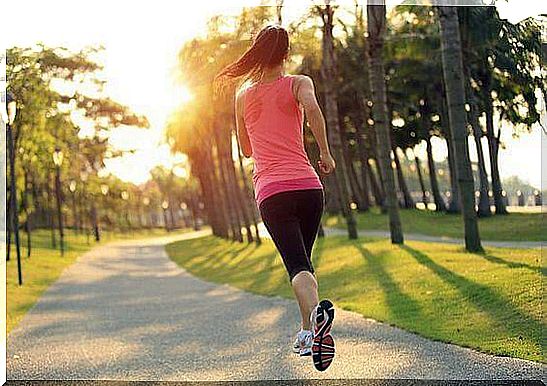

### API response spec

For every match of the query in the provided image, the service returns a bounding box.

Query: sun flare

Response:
[179,85,193,104]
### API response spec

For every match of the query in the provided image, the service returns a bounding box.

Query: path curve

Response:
[7,231,545,381]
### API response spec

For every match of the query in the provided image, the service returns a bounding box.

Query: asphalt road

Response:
[7,231,546,382]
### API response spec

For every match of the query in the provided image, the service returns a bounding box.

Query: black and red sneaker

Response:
[311,299,335,371]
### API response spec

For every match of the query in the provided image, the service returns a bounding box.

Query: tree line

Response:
[166,3,544,252]
[5,47,202,265]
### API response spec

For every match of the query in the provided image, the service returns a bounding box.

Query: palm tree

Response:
[460,9,492,217]
[467,93,492,217]
[366,1,403,244]
[318,1,358,239]
[437,5,482,252]
[441,97,462,214]
[462,9,543,215]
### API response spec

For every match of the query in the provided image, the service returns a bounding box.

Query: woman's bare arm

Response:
[294,75,335,174]
[235,90,252,158]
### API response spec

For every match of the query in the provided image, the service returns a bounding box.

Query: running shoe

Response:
[292,329,313,356]
[311,299,335,371]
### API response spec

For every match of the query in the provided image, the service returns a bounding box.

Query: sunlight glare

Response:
[179,85,193,104]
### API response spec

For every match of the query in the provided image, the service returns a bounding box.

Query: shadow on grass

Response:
[248,250,281,291]
[312,236,326,268]
[352,242,424,324]
[475,252,545,276]
[400,244,544,344]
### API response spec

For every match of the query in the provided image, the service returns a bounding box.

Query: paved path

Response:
[257,223,544,249]
[7,232,545,382]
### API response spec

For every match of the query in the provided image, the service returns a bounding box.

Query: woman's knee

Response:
[290,269,317,286]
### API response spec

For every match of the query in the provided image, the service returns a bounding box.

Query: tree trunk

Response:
[368,160,385,207]
[425,136,447,212]
[46,173,57,248]
[341,132,365,210]
[194,134,231,240]
[354,98,372,211]
[54,166,65,255]
[469,102,492,217]
[192,148,228,238]
[320,3,358,239]
[460,13,491,218]
[227,132,254,243]
[484,86,507,215]
[168,198,177,229]
[214,122,243,242]
[6,185,12,261]
[441,81,461,214]
[217,155,239,241]
[392,146,414,209]
[438,5,482,252]
[23,169,32,257]
[348,160,366,211]
[367,2,403,244]
[6,187,12,261]
[91,203,100,242]
[209,153,231,238]
[235,139,262,244]
[414,155,429,206]
[445,136,461,213]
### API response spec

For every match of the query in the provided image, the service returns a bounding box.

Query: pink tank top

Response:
[243,75,323,207]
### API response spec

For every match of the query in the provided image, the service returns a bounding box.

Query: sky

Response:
[3,0,546,188]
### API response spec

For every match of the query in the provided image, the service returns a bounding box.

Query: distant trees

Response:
[6,46,195,261]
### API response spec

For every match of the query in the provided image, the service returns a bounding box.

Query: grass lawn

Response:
[166,235,545,362]
[325,208,546,242]
[6,227,189,334]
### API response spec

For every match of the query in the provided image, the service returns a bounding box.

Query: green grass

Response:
[166,235,545,362]
[7,227,189,334]
[326,208,547,242]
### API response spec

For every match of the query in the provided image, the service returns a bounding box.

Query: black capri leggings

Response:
[259,188,324,283]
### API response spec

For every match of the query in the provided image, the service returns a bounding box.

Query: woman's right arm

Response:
[295,75,335,174]
[235,90,252,158]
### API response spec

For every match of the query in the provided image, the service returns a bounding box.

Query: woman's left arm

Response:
[235,90,252,158]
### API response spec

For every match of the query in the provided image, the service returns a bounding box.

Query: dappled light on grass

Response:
[166,235,544,362]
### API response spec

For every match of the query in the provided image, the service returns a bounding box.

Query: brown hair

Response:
[214,25,289,95]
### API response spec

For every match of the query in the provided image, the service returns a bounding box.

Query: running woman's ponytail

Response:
[214,25,289,95]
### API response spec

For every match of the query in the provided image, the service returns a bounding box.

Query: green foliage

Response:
[7,45,151,233]
[460,7,545,134]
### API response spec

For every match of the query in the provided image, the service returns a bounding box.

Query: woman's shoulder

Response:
[288,74,314,98]
[236,82,255,103]
[288,74,314,90]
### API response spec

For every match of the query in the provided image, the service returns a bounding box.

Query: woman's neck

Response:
[260,66,284,83]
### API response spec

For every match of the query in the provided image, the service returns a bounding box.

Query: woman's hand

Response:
[318,152,336,174]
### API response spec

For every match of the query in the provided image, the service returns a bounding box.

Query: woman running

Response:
[215,25,336,372]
